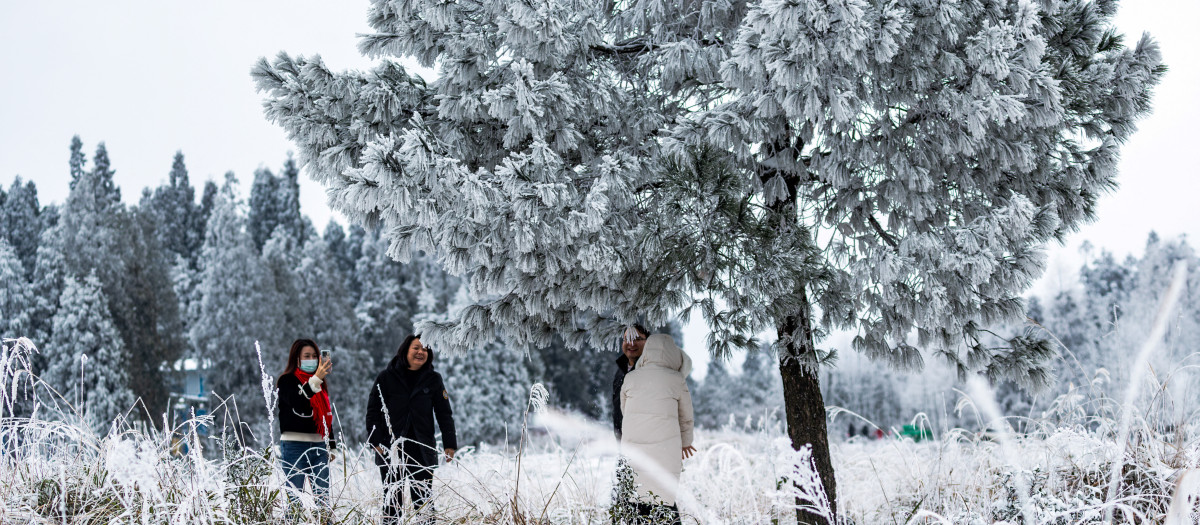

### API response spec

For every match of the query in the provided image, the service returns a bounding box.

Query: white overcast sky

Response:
[2,0,1197,378]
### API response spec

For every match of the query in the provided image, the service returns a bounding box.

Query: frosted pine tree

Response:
[257,0,1163,519]
[438,285,531,447]
[43,271,135,434]
[344,224,367,297]
[118,208,186,422]
[1,177,42,276]
[88,142,121,209]
[67,135,86,191]
[141,152,202,266]
[0,238,32,339]
[29,239,68,347]
[353,231,420,361]
[198,179,218,234]
[247,168,282,252]
[729,346,784,427]
[49,139,185,422]
[293,235,358,347]
[1120,235,1199,399]
[261,227,303,338]
[278,156,307,246]
[693,359,735,430]
[322,220,357,290]
[51,138,127,297]
[190,175,288,441]
[248,158,306,252]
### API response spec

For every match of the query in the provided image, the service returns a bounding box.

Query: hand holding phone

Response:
[315,356,333,379]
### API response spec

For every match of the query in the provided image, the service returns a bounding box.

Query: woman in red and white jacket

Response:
[276,338,335,503]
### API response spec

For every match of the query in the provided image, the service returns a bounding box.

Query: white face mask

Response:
[299,359,318,373]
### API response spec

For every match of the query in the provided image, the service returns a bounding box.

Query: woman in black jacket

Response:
[366,334,457,524]
[276,338,335,505]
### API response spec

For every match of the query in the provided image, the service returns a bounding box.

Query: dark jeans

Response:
[279,440,329,502]
[375,440,436,524]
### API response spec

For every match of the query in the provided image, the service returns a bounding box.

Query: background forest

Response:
[3,137,1195,451]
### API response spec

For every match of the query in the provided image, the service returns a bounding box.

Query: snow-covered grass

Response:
[3,336,1200,524]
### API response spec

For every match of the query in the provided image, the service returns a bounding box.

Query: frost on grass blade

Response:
[773,440,833,521]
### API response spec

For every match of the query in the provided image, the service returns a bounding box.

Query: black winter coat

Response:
[277,373,336,448]
[365,354,457,467]
[611,354,633,439]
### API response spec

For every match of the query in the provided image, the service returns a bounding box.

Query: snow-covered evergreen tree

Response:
[1120,235,1199,398]
[439,285,531,447]
[88,142,121,209]
[693,359,734,430]
[1,177,42,276]
[67,135,86,191]
[322,220,355,284]
[47,139,185,423]
[141,152,202,266]
[0,238,32,339]
[278,156,306,245]
[261,227,303,338]
[292,235,358,348]
[51,139,127,294]
[256,1,1164,517]
[119,208,186,422]
[248,158,305,252]
[728,346,784,426]
[29,238,68,347]
[198,179,218,233]
[190,175,287,440]
[43,271,135,434]
[353,231,420,362]
[247,167,281,252]
[344,224,367,298]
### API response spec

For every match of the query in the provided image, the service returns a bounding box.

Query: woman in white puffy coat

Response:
[620,333,696,517]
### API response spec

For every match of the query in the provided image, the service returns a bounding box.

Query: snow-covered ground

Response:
[2,336,1196,524]
[2,407,1194,524]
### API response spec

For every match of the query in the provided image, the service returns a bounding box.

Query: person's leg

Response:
[279,441,307,494]
[303,445,330,507]
[401,440,436,524]
[376,447,404,524]
[409,464,434,523]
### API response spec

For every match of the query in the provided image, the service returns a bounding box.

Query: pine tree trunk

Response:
[777,290,837,525]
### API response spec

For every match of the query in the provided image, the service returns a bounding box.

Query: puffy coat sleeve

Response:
[433,373,457,450]
[620,379,630,422]
[365,374,389,448]
[679,379,695,449]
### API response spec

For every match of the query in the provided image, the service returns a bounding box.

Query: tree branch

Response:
[868,215,899,249]
[589,36,725,56]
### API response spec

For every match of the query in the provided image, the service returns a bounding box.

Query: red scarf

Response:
[293,369,332,439]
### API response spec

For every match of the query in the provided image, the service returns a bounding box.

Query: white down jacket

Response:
[620,334,695,506]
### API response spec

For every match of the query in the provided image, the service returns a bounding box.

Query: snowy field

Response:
[2,386,1197,524]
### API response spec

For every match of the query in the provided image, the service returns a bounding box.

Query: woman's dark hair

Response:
[281,339,329,390]
[396,334,434,371]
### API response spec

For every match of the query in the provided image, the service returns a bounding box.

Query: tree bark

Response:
[777,289,837,525]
